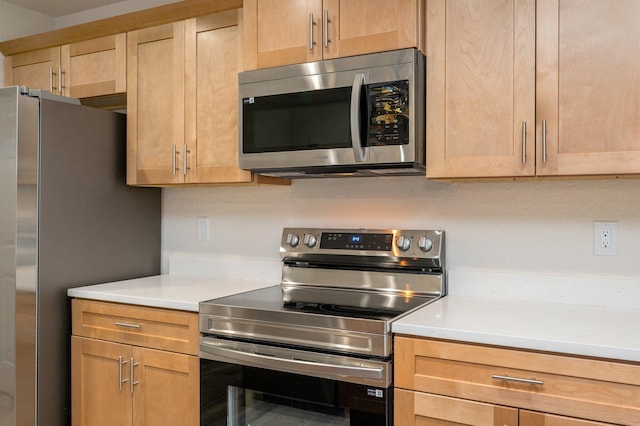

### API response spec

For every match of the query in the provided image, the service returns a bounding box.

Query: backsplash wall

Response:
[162,177,640,280]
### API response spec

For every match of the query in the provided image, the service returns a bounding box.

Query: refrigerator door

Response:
[0,86,39,426]
[0,86,161,426]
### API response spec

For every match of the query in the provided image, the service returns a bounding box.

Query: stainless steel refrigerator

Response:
[0,86,161,426]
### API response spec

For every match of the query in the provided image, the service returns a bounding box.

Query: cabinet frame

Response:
[71,299,199,426]
[425,0,536,178]
[4,47,62,93]
[426,0,640,179]
[61,34,127,99]
[243,0,424,70]
[395,336,640,425]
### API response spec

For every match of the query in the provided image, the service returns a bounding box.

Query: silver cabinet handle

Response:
[492,374,544,385]
[59,66,65,96]
[51,67,58,93]
[542,119,547,163]
[118,356,129,390]
[309,13,315,50]
[521,121,527,164]
[183,143,190,176]
[323,10,330,48]
[115,321,141,329]
[172,144,180,175]
[350,73,366,162]
[130,358,139,393]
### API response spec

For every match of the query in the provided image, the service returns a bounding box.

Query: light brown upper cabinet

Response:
[61,34,126,99]
[427,0,640,178]
[243,0,424,70]
[127,10,253,185]
[5,34,126,99]
[5,47,62,93]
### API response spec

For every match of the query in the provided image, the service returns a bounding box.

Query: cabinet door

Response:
[425,0,536,178]
[71,336,132,426]
[520,410,613,426]
[127,22,185,185]
[61,34,126,99]
[395,389,518,426]
[184,11,253,184]
[536,0,640,176]
[132,347,199,426]
[243,0,322,69]
[323,0,422,60]
[4,47,61,94]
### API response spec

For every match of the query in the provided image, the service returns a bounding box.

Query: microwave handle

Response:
[350,73,366,162]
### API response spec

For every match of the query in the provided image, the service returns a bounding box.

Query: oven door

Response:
[200,337,392,425]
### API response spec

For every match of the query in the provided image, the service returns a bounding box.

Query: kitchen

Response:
[1,0,640,425]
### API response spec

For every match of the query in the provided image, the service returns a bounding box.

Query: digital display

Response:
[320,232,393,251]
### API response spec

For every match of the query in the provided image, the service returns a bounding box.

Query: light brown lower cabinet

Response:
[395,390,611,425]
[394,336,640,426]
[395,389,518,425]
[71,299,199,426]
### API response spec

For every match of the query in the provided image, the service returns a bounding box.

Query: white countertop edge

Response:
[392,323,640,363]
[392,295,640,363]
[68,288,200,311]
[67,274,276,312]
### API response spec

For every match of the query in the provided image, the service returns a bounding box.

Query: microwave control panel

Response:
[367,80,409,146]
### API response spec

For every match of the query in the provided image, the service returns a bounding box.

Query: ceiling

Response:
[4,0,124,17]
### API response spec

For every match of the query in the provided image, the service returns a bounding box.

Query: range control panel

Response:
[281,228,445,267]
[321,232,393,251]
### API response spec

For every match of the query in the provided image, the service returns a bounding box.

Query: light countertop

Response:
[67,274,274,312]
[393,295,640,363]
[68,264,640,363]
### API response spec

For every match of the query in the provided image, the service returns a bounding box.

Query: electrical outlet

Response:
[196,217,209,241]
[594,222,617,256]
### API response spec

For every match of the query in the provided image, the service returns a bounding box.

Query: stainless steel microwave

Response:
[238,49,425,178]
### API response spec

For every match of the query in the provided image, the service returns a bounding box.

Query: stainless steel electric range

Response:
[199,227,445,425]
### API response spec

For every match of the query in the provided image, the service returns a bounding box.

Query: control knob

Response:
[286,233,300,247]
[396,235,411,251]
[303,234,317,248]
[418,236,433,252]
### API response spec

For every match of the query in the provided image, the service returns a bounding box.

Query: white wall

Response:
[162,177,640,282]
[51,0,176,29]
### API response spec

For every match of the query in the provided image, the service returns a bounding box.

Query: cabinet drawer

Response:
[395,336,640,426]
[72,299,198,355]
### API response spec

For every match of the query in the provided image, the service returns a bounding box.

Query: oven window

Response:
[229,388,348,425]
[201,359,391,426]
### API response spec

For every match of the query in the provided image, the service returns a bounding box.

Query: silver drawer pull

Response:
[115,321,141,329]
[492,374,544,385]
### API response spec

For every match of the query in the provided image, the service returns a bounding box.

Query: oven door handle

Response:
[201,339,387,384]
[350,72,366,163]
